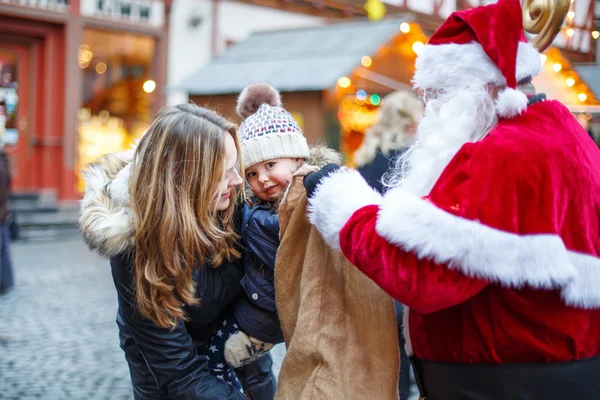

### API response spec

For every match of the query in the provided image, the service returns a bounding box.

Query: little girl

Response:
[222,83,341,368]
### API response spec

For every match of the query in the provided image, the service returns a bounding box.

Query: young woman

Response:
[80,104,248,398]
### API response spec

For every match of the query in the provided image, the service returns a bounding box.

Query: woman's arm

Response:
[111,255,246,400]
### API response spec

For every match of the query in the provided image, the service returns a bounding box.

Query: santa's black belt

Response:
[410,354,600,400]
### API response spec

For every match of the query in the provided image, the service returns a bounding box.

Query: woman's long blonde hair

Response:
[129,104,243,329]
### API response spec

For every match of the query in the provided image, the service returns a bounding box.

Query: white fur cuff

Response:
[308,169,382,250]
[413,41,542,90]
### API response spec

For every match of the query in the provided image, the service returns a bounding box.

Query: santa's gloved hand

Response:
[304,163,342,198]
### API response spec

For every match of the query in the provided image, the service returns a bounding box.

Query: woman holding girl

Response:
[80,104,259,398]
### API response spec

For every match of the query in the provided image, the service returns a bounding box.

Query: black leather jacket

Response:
[110,251,246,400]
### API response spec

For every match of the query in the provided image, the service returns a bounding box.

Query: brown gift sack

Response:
[274,168,399,400]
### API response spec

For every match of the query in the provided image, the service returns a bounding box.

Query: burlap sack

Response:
[274,167,399,400]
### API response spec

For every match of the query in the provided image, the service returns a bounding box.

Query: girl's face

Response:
[245,158,303,202]
[211,132,243,211]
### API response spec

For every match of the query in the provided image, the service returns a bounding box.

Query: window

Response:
[77,29,156,191]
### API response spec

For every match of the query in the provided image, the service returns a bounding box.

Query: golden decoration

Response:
[364,0,386,21]
[522,0,570,52]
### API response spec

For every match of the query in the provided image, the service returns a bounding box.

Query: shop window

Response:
[0,50,18,146]
[77,29,156,192]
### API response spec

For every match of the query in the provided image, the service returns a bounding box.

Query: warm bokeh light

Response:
[337,77,351,88]
[567,11,575,19]
[552,63,562,72]
[578,93,587,102]
[95,62,107,74]
[400,22,410,34]
[143,80,156,93]
[361,56,372,68]
[78,44,93,69]
[565,78,575,87]
[566,28,575,38]
[412,41,424,55]
[592,31,600,40]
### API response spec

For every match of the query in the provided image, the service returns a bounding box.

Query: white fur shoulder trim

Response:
[375,187,600,308]
[307,169,382,250]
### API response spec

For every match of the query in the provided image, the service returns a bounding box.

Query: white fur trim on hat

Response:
[413,41,542,90]
[242,133,310,170]
[495,87,529,118]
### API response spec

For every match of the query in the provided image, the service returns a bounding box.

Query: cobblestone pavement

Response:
[0,238,286,400]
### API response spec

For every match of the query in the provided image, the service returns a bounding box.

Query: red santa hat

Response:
[413,0,542,118]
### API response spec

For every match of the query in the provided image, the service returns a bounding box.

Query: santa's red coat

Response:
[308,100,600,364]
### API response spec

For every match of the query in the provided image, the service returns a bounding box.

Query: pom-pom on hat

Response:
[237,83,310,169]
[412,0,542,118]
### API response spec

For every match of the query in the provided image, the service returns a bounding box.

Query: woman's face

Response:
[211,132,243,211]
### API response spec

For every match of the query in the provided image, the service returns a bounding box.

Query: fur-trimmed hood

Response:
[79,150,135,258]
[79,144,342,258]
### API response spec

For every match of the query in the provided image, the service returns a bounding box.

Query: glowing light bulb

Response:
[337,77,351,88]
[592,31,600,40]
[412,41,424,55]
[143,80,156,93]
[552,63,562,72]
[566,28,575,38]
[566,78,575,87]
[361,56,372,68]
[578,93,587,102]
[400,22,410,34]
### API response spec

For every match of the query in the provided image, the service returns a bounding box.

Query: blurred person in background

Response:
[353,90,423,400]
[354,90,423,192]
[80,104,263,399]
[0,135,13,295]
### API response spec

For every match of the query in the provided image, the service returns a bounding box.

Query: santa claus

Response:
[304,0,600,398]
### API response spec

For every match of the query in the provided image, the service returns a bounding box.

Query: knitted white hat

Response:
[237,83,310,169]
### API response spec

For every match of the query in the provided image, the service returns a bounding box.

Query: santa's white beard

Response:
[384,86,498,196]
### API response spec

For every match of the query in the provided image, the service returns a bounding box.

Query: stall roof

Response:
[175,17,409,95]
[574,64,600,99]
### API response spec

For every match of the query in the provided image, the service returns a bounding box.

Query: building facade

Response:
[0,0,169,201]
[167,0,325,105]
